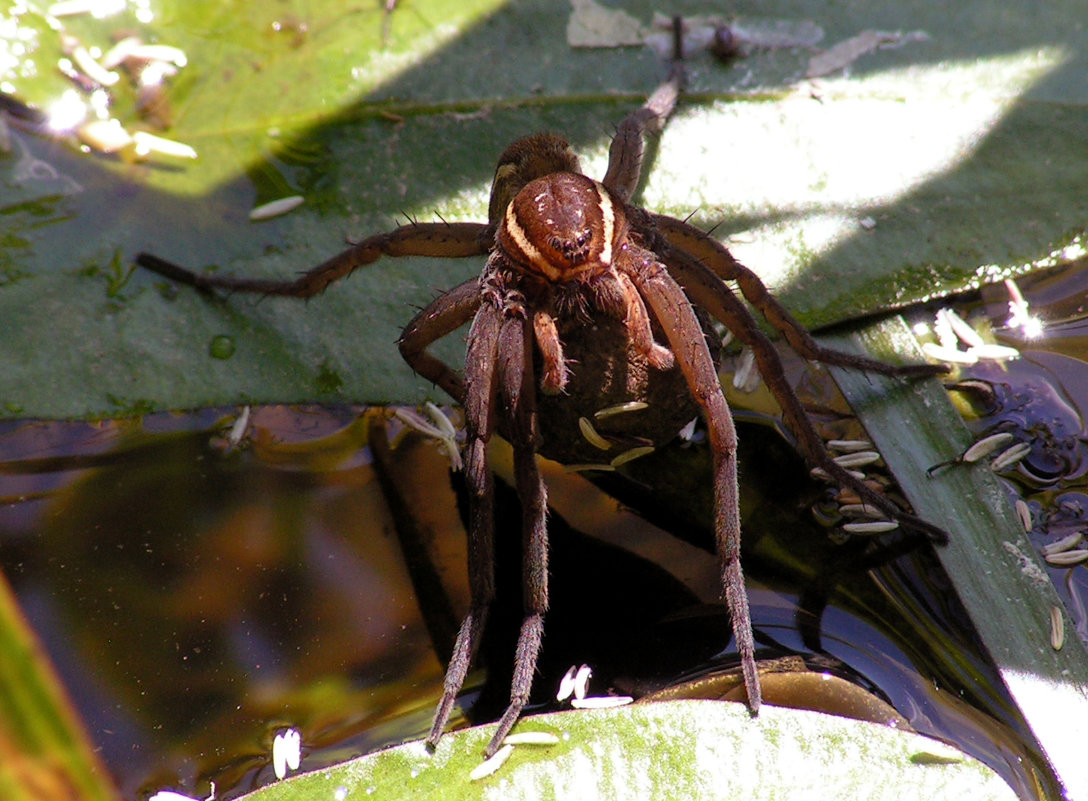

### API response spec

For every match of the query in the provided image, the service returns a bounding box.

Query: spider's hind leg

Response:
[653,237,948,543]
[649,214,950,380]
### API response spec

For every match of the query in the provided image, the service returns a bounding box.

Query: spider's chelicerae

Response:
[137,34,947,758]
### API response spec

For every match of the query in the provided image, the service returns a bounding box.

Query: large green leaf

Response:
[2,0,1088,418]
[236,703,1017,801]
[825,318,1088,797]
[0,571,119,801]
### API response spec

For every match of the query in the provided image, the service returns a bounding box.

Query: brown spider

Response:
[137,30,947,758]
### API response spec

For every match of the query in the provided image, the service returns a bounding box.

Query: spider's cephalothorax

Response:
[489,158,711,464]
[136,33,948,760]
[500,172,620,281]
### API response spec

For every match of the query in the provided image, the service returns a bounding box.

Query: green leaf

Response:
[0,571,119,801]
[2,0,1088,418]
[233,703,1017,801]
[824,317,1088,796]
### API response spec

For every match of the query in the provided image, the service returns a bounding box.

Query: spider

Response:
[137,26,947,758]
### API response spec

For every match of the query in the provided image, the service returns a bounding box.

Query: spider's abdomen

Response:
[534,308,722,466]
[498,173,624,283]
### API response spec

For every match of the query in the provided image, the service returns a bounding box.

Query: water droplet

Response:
[315,360,343,394]
[209,335,235,360]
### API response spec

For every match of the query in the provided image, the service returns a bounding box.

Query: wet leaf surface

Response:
[233,702,1017,801]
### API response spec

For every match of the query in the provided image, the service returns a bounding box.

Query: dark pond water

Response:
[3,259,1087,800]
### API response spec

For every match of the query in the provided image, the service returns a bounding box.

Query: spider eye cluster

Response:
[498,173,622,282]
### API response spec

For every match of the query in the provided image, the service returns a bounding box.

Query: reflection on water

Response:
[0,408,450,799]
[3,259,1088,799]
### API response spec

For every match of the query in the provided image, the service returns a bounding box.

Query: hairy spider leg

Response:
[136,221,492,298]
[648,232,949,544]
[426,301,503,749]
[602,66,681,200]
[651,215,947,380]
[398,277,481,402]
[602,15,684,201]
[531,310,568,394]
[624,252,760,712]
[489,310,549,757]
[421,278,553,758]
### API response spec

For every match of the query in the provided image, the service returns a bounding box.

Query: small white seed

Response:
[832,450,882,468]
[732,348,760,392]
[1051,605,1065,651]
[933,310,958,350]
[132,130,197,159]
[842,520,899,535]
[1014,499,1032,532]
[578,420,613,450]
[423,401,457,438]
[503,732,560,746]
[838,503,885,518]
[556,666,578,701]
[594,401,648,419]
[1044,549,1088,567]
[578,417,612,451]
[393,405,462,471]
[72,45,120,86]
[921,343,978,365]
[148,792,202,801]
[128,44,189,67]
[78,118,133,153]
[469,744,514,780]
[990,442,1032,472]
[677,418,698,441]
[970,343,1021,361]
[1040,532,1085,556]
[101,36,142,69]
[811,467,867,482]
[827,439,873,453]
[610,446,655,466]
[272,728,301,780]
[939,308,985,348]
[961,432,1015,463]
[248,195,304,221]
[572,664,593,700]
[227,405,251,447]
[570,695,634,709]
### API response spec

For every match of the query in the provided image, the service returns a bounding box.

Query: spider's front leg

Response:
[601,17,684,202]
[487,302,549,757]
[621,253,762,713]
[425,299,502,751]
[423,269,551,758]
